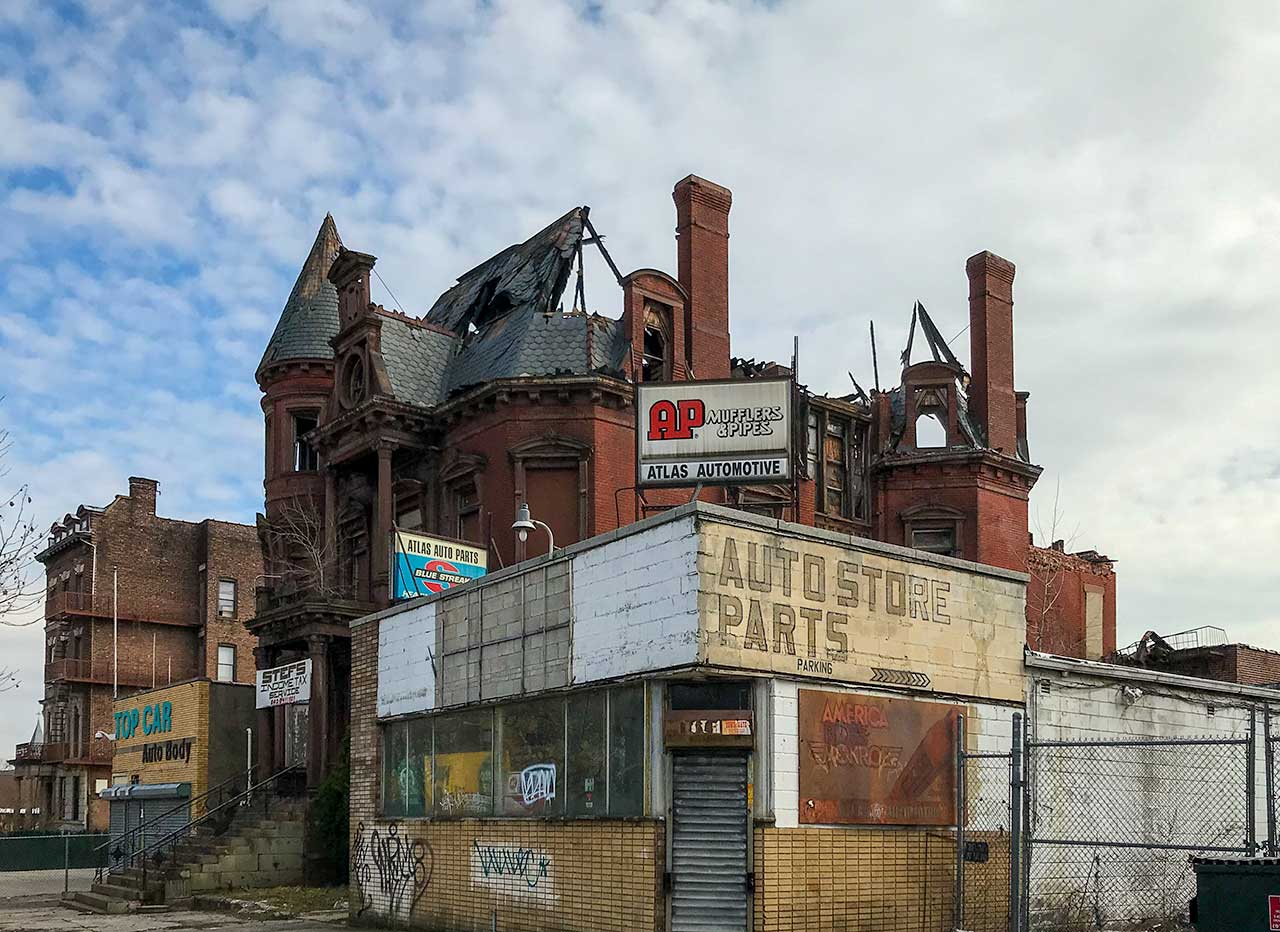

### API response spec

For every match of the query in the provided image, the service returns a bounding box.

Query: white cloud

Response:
[0,0,1277,758]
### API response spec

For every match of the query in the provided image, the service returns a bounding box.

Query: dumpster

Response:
[1191,856,1280,932]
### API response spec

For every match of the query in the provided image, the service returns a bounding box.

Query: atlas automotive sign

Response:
[637,378,792,487]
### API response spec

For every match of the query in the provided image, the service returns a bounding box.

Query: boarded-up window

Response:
[455,483,481,544]
[524,466,579,556]
[1085,587,1104,659]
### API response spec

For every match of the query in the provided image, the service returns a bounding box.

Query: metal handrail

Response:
[94,769,250,883]
[136,764,303,894]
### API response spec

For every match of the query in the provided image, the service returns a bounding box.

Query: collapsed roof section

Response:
[424,207,584,334]
[260,207,629,407]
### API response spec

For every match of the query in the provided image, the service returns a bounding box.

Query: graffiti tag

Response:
[351,821,433,920]
[472,840,555,897]
[519,763,556,806]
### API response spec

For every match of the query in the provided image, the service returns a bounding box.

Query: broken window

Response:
[911,527,956,556]
[455,482,480,543]
[912,386,949,449]
[824,423,847,515]
[217,579,237,618]
[915,412,947,448]
[816,409,868,522]
[641,302,671,382]
[293,412,319,472]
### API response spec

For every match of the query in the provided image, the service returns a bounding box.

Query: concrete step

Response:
[93,881,139,899]
[68,891,131,914]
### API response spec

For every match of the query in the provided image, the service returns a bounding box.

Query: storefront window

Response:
[381,721,409,818]
[609,684,645,815]
[380,685,646,820]
[406,718,432,817]
[566,691,606,817]
[432,709,494,817]
[498,696,565,817]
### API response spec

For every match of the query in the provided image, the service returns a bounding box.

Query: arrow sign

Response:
[870,667,932,689]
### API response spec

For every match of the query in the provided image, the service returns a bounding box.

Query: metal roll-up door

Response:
[670,752,749,932]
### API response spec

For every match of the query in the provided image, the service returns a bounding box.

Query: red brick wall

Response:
[873,461,1032,573]
[33,478,260,826]
[1229,646,1280,686]
[674,175,732,380]
[198,519,263,683]
[1025,546,1116,658]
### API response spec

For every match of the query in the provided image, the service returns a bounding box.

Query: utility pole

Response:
[112,567,118,700]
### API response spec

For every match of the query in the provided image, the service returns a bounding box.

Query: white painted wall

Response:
[377,599,438,718]
[1026,655,1278,926]
[570,514,700,684]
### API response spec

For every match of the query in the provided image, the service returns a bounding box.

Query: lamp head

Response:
[512,503,535,543]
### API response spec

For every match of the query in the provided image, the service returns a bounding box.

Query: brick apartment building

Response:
[253,173,1114,788]
[9,477,261,832]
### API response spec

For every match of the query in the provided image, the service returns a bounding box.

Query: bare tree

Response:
[0,667,18,692]
[259,496,343,600]
[0,405,40,626]
[1026,478,1083,654]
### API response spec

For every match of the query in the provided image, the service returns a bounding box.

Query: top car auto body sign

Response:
[637,378,793,487]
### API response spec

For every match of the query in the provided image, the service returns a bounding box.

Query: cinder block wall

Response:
[350,613,664,931]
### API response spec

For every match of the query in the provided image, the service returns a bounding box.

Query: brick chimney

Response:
[965,250,1018,455]
[673,175,732,379]
[328,247,377,330]
[128,477,158,516]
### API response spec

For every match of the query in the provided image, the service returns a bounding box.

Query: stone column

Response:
[323,467,338,594]
[372,442,394,607]
[252,646,275,782]
[306,635,330,790]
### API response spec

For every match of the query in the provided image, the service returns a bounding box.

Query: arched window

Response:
[641,303,671,382]
[914,412,947,448]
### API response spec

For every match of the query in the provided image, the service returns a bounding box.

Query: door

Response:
[670,752,749,932]
[284,702,309,768]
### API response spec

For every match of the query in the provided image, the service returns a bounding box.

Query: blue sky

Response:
[1,0,1278,753]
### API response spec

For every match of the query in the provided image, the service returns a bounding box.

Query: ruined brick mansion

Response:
[251,173,1114,784]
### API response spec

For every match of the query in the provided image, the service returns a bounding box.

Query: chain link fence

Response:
[1025,735,1253,932]
[958,751,1018,931]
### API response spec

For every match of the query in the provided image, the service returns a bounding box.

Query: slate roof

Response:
[425,207,584,334]
[259,206,631,408]
[257,215,343,374]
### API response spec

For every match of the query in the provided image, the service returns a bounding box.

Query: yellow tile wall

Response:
[112,680,211,814]
[752,826,1009,932]
[351,817,664,932]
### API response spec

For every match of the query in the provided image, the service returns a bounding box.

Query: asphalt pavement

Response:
[0,872,345,931]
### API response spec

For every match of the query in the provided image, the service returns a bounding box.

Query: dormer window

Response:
[641,302,671,382]
[341,354,367,409]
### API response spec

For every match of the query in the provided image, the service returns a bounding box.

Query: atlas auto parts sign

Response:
[393,529,487,600]
[637,378,793,487]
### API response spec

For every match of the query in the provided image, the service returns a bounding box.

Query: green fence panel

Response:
[0,833,108,871]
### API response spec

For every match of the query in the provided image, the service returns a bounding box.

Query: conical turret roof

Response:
[257,214,344,376]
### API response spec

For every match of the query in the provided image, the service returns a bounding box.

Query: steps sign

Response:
[256,658,312,709]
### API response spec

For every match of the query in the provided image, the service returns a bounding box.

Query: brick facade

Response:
[1026,544,1117,658]
[9,477,261,833]
[259,173,1117,798]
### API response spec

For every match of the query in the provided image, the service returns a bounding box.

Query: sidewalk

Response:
[0,890,346,931]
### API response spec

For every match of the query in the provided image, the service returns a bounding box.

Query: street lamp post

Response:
[511,503,555,556]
